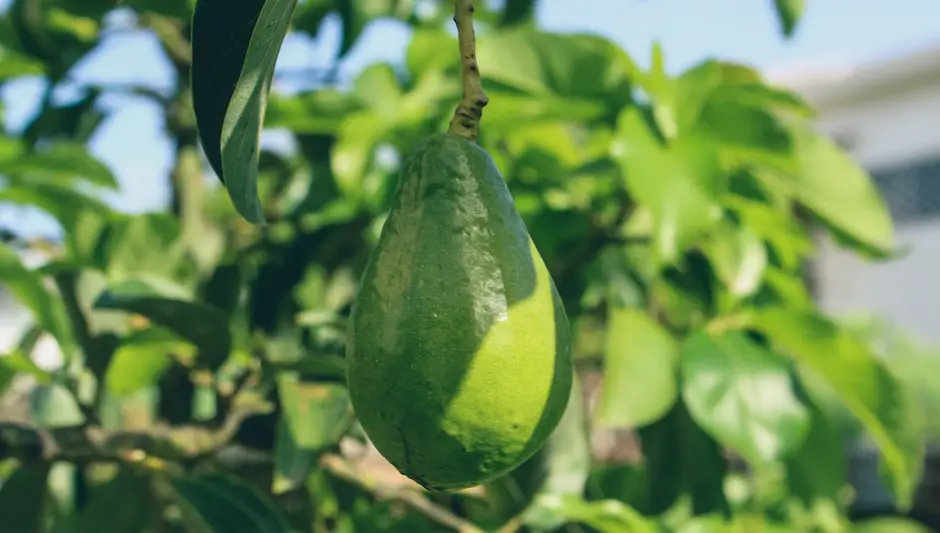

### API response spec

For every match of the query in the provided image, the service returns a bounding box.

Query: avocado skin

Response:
[346,132,573,491]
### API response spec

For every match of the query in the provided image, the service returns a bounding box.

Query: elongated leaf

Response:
[700,221,767,297]
[0,243,76,359]
[171,473,293,533]
[93,278,232,369]
[597,307,678,428]
[773,0,805,38]
[681,330,810,465]
[752,308,924,510]
[192,0,297,224]
[272,417,317,494]
[0,462,51,533]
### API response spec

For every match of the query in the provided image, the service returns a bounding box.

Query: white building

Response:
[774,42,940,344]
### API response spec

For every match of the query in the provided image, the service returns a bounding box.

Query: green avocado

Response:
[346,132,573,491]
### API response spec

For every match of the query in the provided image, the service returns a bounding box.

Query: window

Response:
[870,153,940,224]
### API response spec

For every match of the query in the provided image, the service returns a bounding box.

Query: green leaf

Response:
[0,243,76,359]
[272,417,317,494]
[71,467,152,533]
[0,180,111,232]
[0,462,51,533]
[524,494,657,533]
[477,30,637,103]
[700,220,767,297]
[773,0,805,38]
[277,372,353,450]
[93,277,232,370]
[681,330,810,465]
[0,141,117,188]
[1,350,54,392]
[752,308,924,510]
[104,213,185,280]
[171,473,293,533]
[785,402,847,505]
[105,328,194,397]
[638,402,729,515]
[613,107,723,263]
[0,48,45,79]
[767,128,894,255]
[597,307,678,428]
[405,27,457,77]
[191,0,297,224]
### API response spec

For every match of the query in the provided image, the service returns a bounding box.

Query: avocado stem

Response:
[447,0,489,142]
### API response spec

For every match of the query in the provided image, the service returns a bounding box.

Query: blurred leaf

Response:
[499,0,536,26]
[613,107,722,263]
[291,0,331,38]
[773,0,805,38]
[171,473,293,533]
[406,27,457,77]
[266,90,361,134]
[104,213,185,280]
[277,372,353,450]
[0,47,45,79]
[724,195,813,271]
[0,350,54,390]
[477,30,637,105]
[0,462,50,533]
[524,494,657,533]
[752,308,924,510]
[105,328,195,397]
[0,243,76,359]
[681,330,810,465]
[769,128,894,255]
[638,402,729,515]
[597,307,678,428]
[71,467,152,533]
[785,402,847,505]
[93,277,232,369]
[0,141,116,188]
[0,179,111,232]
[272,417,317,494]
[335,0,404,59]
[700,221,767,297]
[192,0,296,224]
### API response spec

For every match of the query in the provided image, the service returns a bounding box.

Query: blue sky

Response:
[2,0,940,235]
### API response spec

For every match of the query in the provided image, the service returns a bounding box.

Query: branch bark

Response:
[447,0,488,142]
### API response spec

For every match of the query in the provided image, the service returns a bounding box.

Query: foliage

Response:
[0,0,933,532]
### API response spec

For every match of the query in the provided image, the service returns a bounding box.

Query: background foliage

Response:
[0,0,936,531]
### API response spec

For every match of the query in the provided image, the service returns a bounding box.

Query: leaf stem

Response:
[447,0,488,141]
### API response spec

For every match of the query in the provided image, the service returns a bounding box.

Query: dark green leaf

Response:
[852,518,932,533]
[93,277,232,370]
[192,0,297,224]
[171,473,293,533]
[681,330,810,465]
[773,0,805,38]
[71,467,152,533]
[124,0,194,17]
[638,402,729,515]
[597,307,678,428]
[752,308,924,510]
[0,462,51,533]
[785,402,847,505]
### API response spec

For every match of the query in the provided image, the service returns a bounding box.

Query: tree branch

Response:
[447,0,488,141]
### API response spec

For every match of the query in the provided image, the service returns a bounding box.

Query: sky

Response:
[2,0,940,236]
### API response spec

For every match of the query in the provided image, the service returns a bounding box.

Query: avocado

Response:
[346,132,573,491]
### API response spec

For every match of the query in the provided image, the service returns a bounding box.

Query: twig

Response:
[447,0,488,141]
[320,454,484,533]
